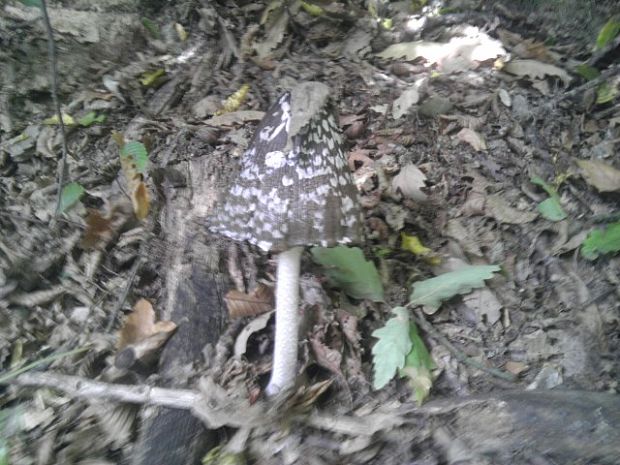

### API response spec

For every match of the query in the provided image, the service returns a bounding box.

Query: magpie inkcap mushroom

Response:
[211,81,363,395]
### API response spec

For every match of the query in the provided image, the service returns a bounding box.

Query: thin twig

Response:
[39,0,70,220]
[6,371,198,410]
[105,255,143,332]
[411,308,517,383]
[0,347,89,384]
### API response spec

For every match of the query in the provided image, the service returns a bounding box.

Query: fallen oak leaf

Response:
[581,222,620,260]
[409,264,501,314]
[371,307,411,389]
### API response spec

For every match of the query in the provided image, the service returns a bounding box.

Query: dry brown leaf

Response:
[576,158,620,192]
[513,39,553,61]
[456,128,487,151]
[310,332,343,377]
[485,194,537,224]
[118,142,151,220]
[80,202,133,249]
[117,299,176,349]
[132,181,150,220]
[462,288,502,325]
[503,59,572,86]
[504,360,528,375]
[204,110,265,127]
[81,209,115,249]
[285,379,333,411]
[462,190,486,216]
[225,284,274,318]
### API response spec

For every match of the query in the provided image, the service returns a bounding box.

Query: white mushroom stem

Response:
[265,246,304,396]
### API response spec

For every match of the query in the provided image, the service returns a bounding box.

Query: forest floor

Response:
[1,0,619,464]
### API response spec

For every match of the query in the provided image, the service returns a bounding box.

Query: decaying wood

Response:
[429,389,620,465]
[131,152,229,465]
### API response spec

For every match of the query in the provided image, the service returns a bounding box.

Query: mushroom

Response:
[211,82,363,396]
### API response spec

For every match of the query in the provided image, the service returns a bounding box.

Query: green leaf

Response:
[409,265,500,312]
[581,222,620,260]
[0,444,7,465]
[399,322,435,404]
[120,141,148,174]
[311,246,384,301]
[371,307,411,389]
[537,197,567,221]
[141,17,160,39]
[537,197,566,221]
[78,111,106,127]
[299,0,324,16]
[596,81,618,104]
[530,176,566,222]
[19,0,42,7]
[596,17,620,50]
[58,182,84,213]
[43,113,75,126]
[575,64,600,81]
[530,175,557,198]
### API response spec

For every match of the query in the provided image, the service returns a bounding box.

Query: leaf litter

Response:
[1,1,620,464]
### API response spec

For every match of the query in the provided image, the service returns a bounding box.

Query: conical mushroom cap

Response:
[211,82,363,252]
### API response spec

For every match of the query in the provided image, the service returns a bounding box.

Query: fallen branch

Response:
[39,0,70,219]
[8,371,198,410]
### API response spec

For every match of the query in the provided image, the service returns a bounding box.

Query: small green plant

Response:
[581,222,620,260]
[58,181,84,213]
[530,176,567,222]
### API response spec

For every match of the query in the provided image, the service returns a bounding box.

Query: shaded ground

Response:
[1,0,619,464]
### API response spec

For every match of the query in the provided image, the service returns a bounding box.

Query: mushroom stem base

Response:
[265,246,303,396]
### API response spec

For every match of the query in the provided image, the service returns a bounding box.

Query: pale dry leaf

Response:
[204,110,265,127]
[504,360,528,375]
[376,35,504,67]
[456,128,487,151]
[392,164,428,202]
[462,288,502,325]
[392,87,420,119]
[461,190,486,216]
[441,113,486,130]
[485,194,537,224]
[531,79,551,95]
[498,88,511,107]
[576,158,620,192]
[503,59,572,86]
[225,283,274,318]
[233,311,273,357]
[370,104,388,114]
[445,218,483,257]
